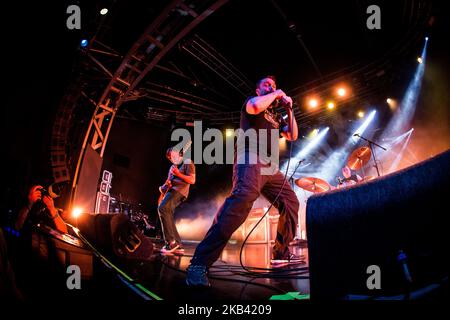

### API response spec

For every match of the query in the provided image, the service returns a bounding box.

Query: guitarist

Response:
[158,146,195,254]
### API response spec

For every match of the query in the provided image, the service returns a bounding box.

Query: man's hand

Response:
[28,185,43,208]
[42,195,56,212]
[170,166,181,177]
[247,89,287,115]
[281,96,293,108]
[274,89,287,99]
[159,180,172,192]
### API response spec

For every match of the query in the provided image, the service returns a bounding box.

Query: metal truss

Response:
[71,0,230,198]
[180,34,253,97]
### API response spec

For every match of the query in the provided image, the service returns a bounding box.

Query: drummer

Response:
[337,165,362,188]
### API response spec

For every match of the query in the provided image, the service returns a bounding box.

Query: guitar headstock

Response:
[180,139,192,156]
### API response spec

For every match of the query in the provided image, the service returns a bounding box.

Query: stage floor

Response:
[120,240,310,301]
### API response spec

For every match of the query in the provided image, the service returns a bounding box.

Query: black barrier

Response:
[306,150,450,300]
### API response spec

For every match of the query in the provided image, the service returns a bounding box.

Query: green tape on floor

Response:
[269,292,310,300]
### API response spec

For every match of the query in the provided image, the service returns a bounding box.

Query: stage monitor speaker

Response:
[76,213,154,261]
[306,150,450,300]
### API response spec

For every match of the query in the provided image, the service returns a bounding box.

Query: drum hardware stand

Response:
[354,134,387,177]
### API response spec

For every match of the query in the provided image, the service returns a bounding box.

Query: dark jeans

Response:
[157,190,185,244]
[191,163,299,267]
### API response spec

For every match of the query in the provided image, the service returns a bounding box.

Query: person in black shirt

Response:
[336,165,363,188]
[158,147,196,254]
[186,76,301,287]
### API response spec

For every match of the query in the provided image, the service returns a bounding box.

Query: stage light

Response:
[308,98,319,108]
[80,39,89,47]
[100,8,108,15]
[337,88,346,97]
[72,207,83,218]
[386,98,397,110]
[357,111,365,118]
[298,127,329,158]
[308,128,319,139]
[425,37,429,41]
[417,57,423,64]
[353,110,377,138]
[225,129,234,137]
[327,102,335,110]
[382,38,427,139]
[281,127,330,173]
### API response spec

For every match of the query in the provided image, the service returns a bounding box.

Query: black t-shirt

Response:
[237,97,288,163]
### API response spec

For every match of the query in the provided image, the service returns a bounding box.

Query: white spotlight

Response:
[100,8,108,15]
[354,110,377,138]
[72,207,83,218]
[282,127,330,172]
[297,127,329,159]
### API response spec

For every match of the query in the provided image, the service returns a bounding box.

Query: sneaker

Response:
[270,252,305,265]
[186,264,211,287]
[160,242,180,254]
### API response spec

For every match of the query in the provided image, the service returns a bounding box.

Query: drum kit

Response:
[294,146,376,193]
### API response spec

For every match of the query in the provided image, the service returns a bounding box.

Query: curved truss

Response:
[68,0,229,208]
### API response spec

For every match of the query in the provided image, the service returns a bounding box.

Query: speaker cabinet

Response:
[76,213,154,261]
[306,150,450,299]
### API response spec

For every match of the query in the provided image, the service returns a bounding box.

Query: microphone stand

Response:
[288,159,306,187]
[286,158,306,245]
[354,134,387,177]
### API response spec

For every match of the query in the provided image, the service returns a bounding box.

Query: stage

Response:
[114,240,309,301]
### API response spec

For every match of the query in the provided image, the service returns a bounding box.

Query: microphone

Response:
[278,96,293,108]
[298,158,306,164]
[353,133,360,137]
[398,250,413,284]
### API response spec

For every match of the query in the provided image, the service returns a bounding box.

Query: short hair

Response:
[256,75,277,89]
[166,147,183,159]
[166,147,173,159]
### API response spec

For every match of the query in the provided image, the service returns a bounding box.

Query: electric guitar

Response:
[158,140,192,205]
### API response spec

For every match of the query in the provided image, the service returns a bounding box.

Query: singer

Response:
[186,75,301,287]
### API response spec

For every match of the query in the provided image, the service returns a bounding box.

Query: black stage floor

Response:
[119,240,310,301]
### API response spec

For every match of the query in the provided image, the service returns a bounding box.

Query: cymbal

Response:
[295,177,331,193]
[347,147,372,170]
